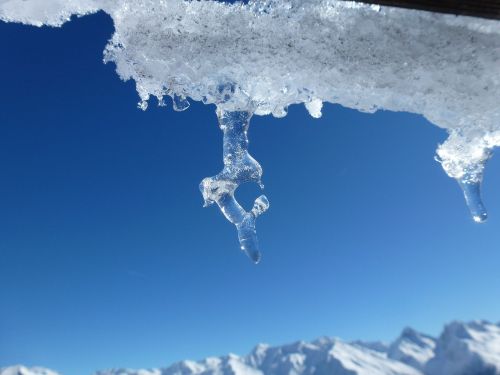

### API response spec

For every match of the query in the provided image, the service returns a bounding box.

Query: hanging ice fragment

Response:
[437,132,496,224]
[458,177,487,223]
[304,99,323,119]
[200,109,269,263]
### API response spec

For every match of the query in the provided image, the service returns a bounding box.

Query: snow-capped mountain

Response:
[96,338,420,375]
[3,321,500,375]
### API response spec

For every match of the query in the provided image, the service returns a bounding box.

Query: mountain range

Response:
[3,320,500,375]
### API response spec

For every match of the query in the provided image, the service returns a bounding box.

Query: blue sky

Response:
[1,11,500,375]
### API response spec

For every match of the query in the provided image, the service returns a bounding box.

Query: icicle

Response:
[437,132,494,224]
[200,109,269,263]
[305,98,323,118]
[458,175,488,223]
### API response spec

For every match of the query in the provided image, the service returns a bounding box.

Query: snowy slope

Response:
[388,328,436,370]
[4,321,500,375]
[426,321,500,375]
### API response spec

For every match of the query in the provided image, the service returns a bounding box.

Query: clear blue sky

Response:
[1,12,500,375]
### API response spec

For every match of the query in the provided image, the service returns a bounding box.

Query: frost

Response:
[0,0,99,26]
[1,0,500,259]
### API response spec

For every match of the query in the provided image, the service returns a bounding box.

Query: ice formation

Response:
[200,109,269,263]
[1,0,500,260]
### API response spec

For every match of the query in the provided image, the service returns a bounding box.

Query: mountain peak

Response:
[387,327,436,371]
[426,320,500,375]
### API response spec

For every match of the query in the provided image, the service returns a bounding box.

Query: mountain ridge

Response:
[3,320,499,375]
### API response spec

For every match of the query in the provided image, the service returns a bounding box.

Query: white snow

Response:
[0,0,98,27]
[1,0,499,184]
[329,340,421,375]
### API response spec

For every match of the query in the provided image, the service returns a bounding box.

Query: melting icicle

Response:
[437,133,494,224]
[200,109,269,263]
[458,176,488,223]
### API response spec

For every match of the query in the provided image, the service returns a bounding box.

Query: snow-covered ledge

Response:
[1,0,499,259]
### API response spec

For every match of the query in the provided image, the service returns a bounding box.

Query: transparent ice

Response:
[200,109,269,263]
[459,178,488,223]
[1,0,500,260]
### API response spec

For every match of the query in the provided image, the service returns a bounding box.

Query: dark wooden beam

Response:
[350,0,500,20]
